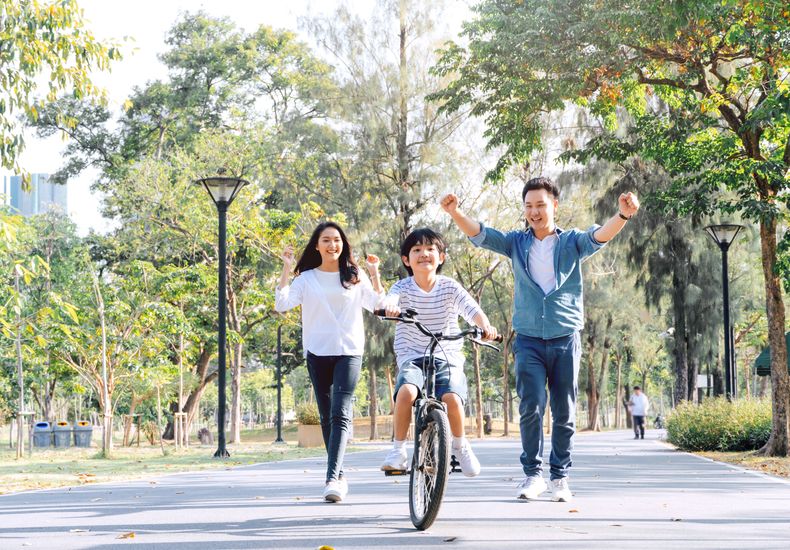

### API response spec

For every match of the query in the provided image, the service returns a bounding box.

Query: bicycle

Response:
[375,308,501,530]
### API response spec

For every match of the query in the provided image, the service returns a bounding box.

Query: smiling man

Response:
[441,177,639,503]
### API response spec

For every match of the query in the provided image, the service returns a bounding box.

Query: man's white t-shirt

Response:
[529,233,558,295]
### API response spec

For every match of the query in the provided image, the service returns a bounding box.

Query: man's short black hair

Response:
[400,228,446,276]
[633,385,641,391]
[522,176,560,202]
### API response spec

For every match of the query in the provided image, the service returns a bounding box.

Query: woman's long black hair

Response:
[294,221,360,288]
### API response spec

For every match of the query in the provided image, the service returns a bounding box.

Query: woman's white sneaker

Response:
[323,479,347,502]
[516,475,547,499]
[550,477,572,502]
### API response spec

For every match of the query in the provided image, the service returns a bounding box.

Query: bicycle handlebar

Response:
[373,308,503,347]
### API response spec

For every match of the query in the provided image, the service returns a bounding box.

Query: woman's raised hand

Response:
[365,253,380,274]
[281,245,295,268]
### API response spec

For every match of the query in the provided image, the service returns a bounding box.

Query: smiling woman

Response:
[275,221,385,502]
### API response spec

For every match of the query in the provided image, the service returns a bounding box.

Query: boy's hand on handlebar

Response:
[480,323,498,341]
[384,304,401,317]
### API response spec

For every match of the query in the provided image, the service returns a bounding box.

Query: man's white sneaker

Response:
[323,479,347,502]
[516,475,547,500]
[551,477,572,502]
[455,442,481,477]
[380,446,408,471]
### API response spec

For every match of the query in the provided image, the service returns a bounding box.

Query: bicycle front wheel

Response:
[409,407,451,530]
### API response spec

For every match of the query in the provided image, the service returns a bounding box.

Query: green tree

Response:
[0,0,120,181]
[433,0,790,456]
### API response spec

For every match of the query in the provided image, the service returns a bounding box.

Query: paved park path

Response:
[2,430,790,549]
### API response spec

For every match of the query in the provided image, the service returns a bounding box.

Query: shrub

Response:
[295,402,321,425]
[666,398,771,452]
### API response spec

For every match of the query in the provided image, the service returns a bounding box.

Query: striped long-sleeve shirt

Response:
[384,275,483,370]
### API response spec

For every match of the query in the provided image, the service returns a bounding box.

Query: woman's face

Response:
[316,227,344,264]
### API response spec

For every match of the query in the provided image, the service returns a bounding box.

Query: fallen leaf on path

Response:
[443,536,457,542]
[610,524,622,527]
[255,496,265,500]
[318,546,334,550]
[568,509,579,513]
[175,491,184,495]
[69,529,89,533]
[671,518,682,522]
[117,532,135,539]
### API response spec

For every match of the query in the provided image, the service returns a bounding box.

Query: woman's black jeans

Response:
[305,353,362,482]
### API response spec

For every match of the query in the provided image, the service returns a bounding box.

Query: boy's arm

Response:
[472,311,498,341]
[593,192,640,243]
[381,280,403,317]
[452,280,498,341]
[440,193,513,257]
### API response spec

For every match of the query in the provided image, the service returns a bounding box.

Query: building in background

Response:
[2,173,67,216]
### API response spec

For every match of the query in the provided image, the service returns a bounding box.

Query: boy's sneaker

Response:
[550,477,572,502]
[380,446,408,471]
[323,479,347,502]
[456,441,481,477]
[516,475,547,500]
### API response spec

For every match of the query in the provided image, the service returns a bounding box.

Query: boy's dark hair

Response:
[400,228,446,276]
[521,176,560,202]
[633,385,641,391]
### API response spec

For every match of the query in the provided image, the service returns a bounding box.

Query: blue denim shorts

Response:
[393,357,468,404]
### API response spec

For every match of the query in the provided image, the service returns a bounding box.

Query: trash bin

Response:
[33,422,53,448]
[53,421,72,448]
[73,421,93,448]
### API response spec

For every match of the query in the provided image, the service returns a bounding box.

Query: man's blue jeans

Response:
[512,332,581,480]
[306,353,362,482]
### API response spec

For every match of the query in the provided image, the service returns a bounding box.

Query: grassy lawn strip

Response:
[0,442,328,495]
[699,451,790,479]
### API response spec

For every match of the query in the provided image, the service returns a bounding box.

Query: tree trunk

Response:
[688,357,699,403]
[230,341,243,444]
[473,345,484,438]
[123,393,143,446]
[668,222,691,404]
[757,217,789,456]
[503,329,514,436]
[615,353,623,429]
[584,321,598,431]
[385,365,394,415]
[369,364,379,440]
[163,346,213,440]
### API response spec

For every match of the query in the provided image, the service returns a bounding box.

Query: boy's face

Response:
[523,188,558,233]
[403,241,444,275]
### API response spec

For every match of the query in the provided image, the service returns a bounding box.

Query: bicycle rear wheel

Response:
[409,407,451,530]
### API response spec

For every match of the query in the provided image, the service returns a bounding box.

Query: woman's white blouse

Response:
[275,269,382,357]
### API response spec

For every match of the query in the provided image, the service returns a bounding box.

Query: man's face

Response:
[403,241,444,276]
[523,188,558,233]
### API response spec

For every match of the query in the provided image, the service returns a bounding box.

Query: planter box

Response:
[297,424,324,448]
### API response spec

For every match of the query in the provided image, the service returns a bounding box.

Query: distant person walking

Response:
[628,386,649,440]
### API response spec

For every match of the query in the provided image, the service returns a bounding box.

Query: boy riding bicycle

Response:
[380,228,498,477]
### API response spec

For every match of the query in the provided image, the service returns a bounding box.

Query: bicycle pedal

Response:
[384,469,410,476]
[450,455,462,474]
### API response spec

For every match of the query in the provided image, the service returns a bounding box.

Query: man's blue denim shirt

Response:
[469,223,605,340]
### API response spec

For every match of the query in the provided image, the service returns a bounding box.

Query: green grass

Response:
[0,424,328,495]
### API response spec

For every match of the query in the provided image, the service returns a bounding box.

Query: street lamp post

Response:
[704,223,744,401]
[195,176,249,458]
